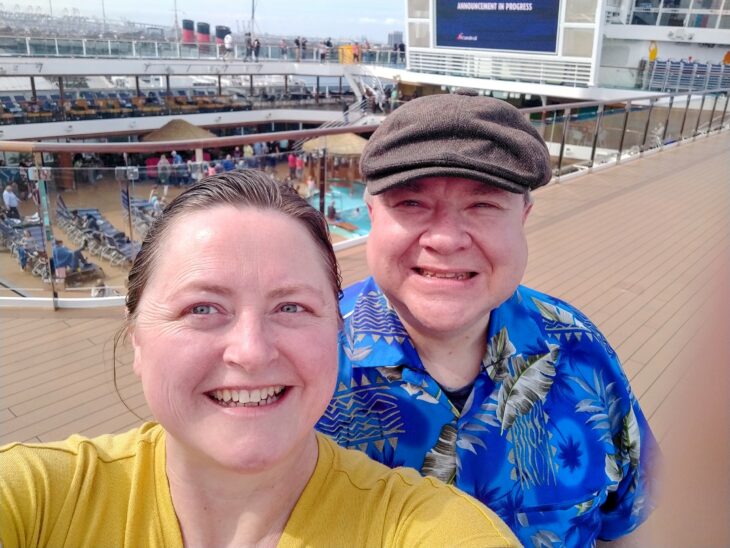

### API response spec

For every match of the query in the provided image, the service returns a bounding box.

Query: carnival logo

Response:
[456,32,478,41]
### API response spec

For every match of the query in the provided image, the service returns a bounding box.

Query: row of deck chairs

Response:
[120,189,157,240]
[0,217,51,281]
[1,89,254,125]
[56,195,140,267]
[638,59,730,93]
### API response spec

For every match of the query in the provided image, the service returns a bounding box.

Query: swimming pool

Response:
[309,183,371,238]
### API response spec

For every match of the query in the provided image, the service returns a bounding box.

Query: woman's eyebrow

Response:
[267,284,326,301]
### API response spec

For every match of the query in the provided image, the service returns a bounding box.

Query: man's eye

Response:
[190,304,218,315]
[279,303,304,313]
[473,202,501,210]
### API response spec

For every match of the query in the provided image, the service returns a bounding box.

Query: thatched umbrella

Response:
[302,133,368,156]
[143,119,216,162]
[142,119,216,142]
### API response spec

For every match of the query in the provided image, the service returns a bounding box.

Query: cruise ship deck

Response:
[3,128,728,443]
[1,114,729,545]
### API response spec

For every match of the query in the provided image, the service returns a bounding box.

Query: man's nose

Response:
[419,209,471,254]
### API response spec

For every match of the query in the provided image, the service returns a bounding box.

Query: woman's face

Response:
[131,205,339,473]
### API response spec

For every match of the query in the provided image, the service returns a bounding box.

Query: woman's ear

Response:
[129,326,143,377]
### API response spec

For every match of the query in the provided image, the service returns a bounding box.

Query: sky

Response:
[15,0,406,42]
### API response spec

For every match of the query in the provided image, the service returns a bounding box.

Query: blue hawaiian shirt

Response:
[317,277,658,547]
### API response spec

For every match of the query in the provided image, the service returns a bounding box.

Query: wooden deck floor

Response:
[2,131,729,543]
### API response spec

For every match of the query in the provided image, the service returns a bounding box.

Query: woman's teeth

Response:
[209,386,285,407]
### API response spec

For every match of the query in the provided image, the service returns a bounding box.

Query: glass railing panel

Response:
[711,94,729,131]
[664,96,687,144]
[56,39,84,56]
[45,164,141,299]
[109,41,134,58]
[179,43,201,59]
[1,166,58,300]
[157,42,179,58]
[28,38,58,56]
[135,41,158,57]
[681,94,701,139]
[695,92,716,136]
[561,108,600,172]
[85,40,112,57]
[0,36,28,55]
[595,104,626,166]
[530,110,565,175]
[642,102,668,151]
[622,102,652,158]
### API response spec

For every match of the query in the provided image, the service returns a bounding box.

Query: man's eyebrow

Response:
[392,181,425,192]
[469,186,509,197]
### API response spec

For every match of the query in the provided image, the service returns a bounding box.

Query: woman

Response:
[0,171,518,547]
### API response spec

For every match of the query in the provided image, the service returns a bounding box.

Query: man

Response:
[317,91,657,546]
[52,239,89,272]
[3,183,20,219]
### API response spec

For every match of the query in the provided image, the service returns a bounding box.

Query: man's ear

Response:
[522,202,533,225]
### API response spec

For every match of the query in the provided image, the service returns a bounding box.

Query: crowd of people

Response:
[0,92,662,547]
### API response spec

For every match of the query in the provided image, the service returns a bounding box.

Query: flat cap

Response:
[360,91,552,195]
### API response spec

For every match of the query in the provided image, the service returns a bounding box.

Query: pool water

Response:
[309,183,371,238]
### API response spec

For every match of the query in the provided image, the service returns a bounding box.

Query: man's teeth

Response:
[418,269,471,280]
[210,386,285,407]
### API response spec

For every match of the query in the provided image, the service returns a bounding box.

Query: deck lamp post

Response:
[318,147,327,215]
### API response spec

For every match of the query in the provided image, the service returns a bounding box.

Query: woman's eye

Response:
[190,304,218,315]
[279,303,304,313]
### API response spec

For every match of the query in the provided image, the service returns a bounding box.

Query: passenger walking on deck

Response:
[280,38,288,59]
[223,33,234,59]
[2,183,20,219]
[288,153,297,179]
[316,90,659,547]
[157,154,171,196]
[253,38,261,62]
[301,37,308,60]
[389,87,399,112]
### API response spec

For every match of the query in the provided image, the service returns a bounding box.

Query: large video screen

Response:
[435,0,561,53]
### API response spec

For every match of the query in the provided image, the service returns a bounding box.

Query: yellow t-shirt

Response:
[0,423,519,548]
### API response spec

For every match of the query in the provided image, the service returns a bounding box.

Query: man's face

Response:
[366,177,532,342]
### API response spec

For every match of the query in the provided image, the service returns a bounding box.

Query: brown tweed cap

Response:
[360,90,552,195]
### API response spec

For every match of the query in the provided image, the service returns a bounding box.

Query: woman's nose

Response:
[222,314,278,370]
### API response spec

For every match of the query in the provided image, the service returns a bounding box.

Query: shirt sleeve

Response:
[597,359,659,540]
